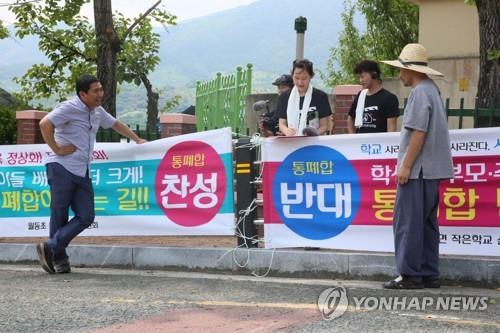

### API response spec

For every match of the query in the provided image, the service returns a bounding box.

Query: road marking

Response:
[399,313,500,329]
[99,297,138,304]
[166,299,319,310]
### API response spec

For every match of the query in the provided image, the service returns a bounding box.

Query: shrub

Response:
[0,105,17,144]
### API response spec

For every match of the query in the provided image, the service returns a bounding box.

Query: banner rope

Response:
[217,196,276,278]
[218,135,275,277]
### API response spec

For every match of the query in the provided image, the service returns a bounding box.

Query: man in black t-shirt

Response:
[347,60,400,134]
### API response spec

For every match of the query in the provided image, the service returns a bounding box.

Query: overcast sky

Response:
[0,0,259,25]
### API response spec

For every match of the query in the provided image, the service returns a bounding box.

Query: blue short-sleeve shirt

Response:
[397,79,454,180]
[45,97,116,177]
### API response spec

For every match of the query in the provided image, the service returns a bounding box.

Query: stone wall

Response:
[15,110,48,144]
[160,113,197,137]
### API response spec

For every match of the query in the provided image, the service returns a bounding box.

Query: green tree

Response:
[0,21,8,39]
[324,0,418,86]
[11,0,94,101]
[160,95,182,114]
[113,7,176,130]
[357,0,418,65]
[323,1,368,86]
[94,0,118,117]
[9,0,176,126]
[0,97,30,144]
[0,106,17,144]
[468,0,500,109]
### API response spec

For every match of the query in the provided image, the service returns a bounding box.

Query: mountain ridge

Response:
[0,0,357,123]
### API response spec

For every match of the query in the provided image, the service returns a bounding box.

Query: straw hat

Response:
[381,43,444,77]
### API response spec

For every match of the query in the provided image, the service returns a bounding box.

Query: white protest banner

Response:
[262,128,500,256]
[0,128,235,236]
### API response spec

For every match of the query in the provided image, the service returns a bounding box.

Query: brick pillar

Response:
[160,113,197,138]
[16,110,48,144]
[332,85,362,134]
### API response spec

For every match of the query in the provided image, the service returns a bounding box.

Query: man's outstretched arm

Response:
[112,121,147,144]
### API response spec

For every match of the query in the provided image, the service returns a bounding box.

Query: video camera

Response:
[253,100,279,135]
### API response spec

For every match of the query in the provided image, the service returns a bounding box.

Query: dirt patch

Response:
[0,236,237,248]
[88,305,319,333]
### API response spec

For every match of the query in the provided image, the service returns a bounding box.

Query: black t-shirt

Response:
[277,88,332,130]
[348,88,400,133]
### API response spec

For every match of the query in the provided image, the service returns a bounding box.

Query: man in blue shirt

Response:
[381,44,454,289]
[37,74,147,274]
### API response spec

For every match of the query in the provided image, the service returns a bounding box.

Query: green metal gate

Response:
[195,64,252,132]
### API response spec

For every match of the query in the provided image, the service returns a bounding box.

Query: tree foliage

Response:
[473,0,500,109]
[0,21,8,39]
[11,0,94,102]
[0,106,17,144]
[160,95,181,113]
[9,0,176,117]
[324,0,418,86]
[323,1,368,86]
[0,98,30,144]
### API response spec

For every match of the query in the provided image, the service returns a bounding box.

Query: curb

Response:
[1,243,498,286]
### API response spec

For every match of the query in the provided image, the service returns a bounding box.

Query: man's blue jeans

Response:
[46,163,95,261]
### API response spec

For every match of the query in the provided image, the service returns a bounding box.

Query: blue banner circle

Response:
[272,145,360,240]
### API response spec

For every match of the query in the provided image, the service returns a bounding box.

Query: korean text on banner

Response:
[262,128,500,256]
[0,128,235,237]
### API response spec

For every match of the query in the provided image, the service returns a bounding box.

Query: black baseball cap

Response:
[272,74,294,88]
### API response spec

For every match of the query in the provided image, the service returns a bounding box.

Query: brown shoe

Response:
[36,242,55,274]
[383,275,423,289]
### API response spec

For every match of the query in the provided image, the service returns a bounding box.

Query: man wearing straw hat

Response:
[381,44,454,289]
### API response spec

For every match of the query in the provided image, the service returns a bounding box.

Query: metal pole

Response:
[294,16,307,60]
[235,137,257,248]
[296,33,305,60]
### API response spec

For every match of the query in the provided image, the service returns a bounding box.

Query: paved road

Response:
[0,264,498,333]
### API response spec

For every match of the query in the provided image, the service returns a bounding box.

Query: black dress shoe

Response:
[36,242,55,274]
[383,275,423,289]
[54,258,71,274]
[423,277,440,288]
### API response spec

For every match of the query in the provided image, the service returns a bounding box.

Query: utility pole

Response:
[294,16,307,60]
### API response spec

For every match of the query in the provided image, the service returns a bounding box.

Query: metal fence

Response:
[401,97,500,128]
[93,97,498,143]
[195,64,253,132]
[96,125,161,142]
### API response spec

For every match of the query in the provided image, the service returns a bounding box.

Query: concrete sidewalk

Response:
[0,243,498,286]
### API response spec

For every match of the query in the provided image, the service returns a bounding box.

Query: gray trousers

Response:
[393,177,441,281]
